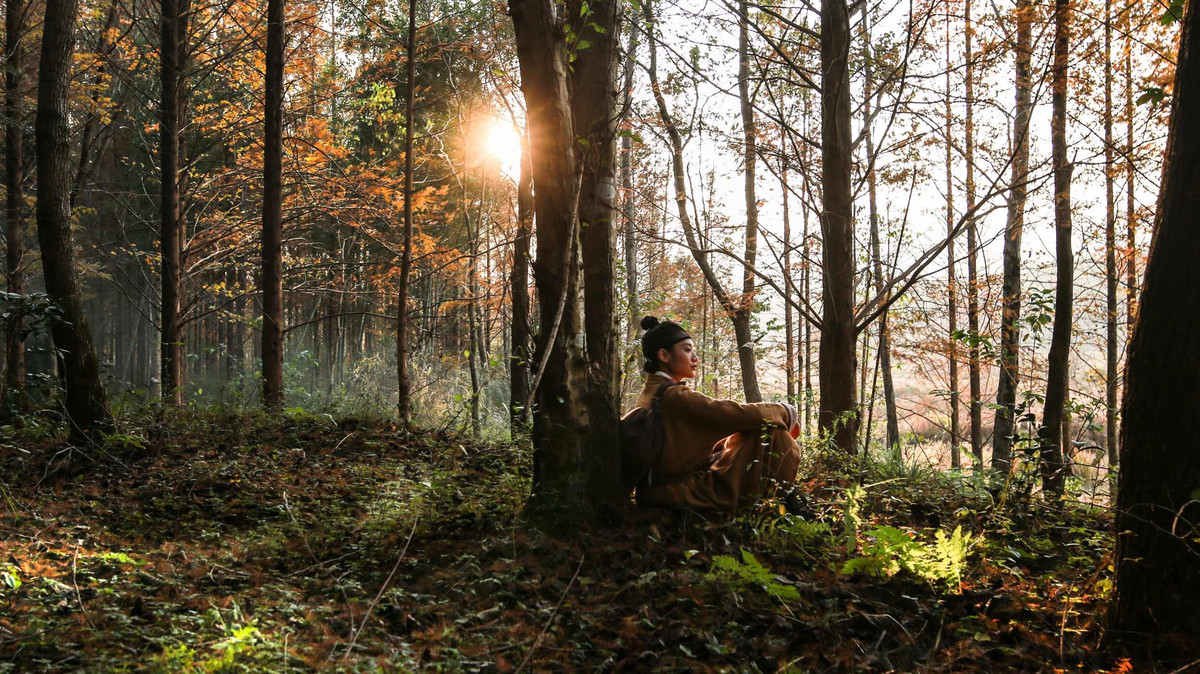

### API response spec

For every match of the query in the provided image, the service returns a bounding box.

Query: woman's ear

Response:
[657,347,671,369]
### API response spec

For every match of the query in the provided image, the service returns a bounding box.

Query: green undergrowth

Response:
[0,411,1163,671]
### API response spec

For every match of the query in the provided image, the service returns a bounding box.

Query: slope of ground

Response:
[0,410,1164,671]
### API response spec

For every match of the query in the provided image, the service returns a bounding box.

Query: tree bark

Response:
[396,0,417,426]
[160,0,190,406]
[644,0,752,403]
[4,0,25,402]
[992,0,1032,471]
[1110,0,1200,641]
[862,9,899,453]
[735,0,762,403]
[510,0,622,518]
[36,0,113,440]
[1039,0,1072,498]
[945,6,960,470]
[782,160,795,402]
[509,130,532,429]
[621,21,638,342]
[1104,0,1118,462]
[818,0,859,453]
[964,0,982,465]
[261,0,285,409]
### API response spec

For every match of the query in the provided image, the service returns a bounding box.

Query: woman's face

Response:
[659,338,699,381]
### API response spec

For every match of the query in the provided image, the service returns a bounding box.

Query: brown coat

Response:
[627,375,801,515]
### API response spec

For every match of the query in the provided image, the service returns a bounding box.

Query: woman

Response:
[627,315,801,515]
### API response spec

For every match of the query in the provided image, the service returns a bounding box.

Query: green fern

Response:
[708,548,800,603]
[840,525,980,592]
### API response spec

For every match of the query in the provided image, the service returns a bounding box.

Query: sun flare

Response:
[485,120,522,179]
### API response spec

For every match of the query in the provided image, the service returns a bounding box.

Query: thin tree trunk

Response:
[1118,15,1135,471]
[621,22,638,342]
[1104,0,1118,461]
[862,8,899,453]
[467,183,482,439]
[819,0,858,453]
[992,0,1032,471]
[509,130,531,429]
[802,97,813,434]
[964,0,982,464]
[736,0,762,402]
[160,0,189,405]
[4,0,25,402]
[782,159,795,402]
[1110,0,1200,639]
[945,9,960,470]
[1040,0,1073,497]
[36,0,113,440]
[645,1,751,402]
[396,0,417,426]
[261,0,285,409]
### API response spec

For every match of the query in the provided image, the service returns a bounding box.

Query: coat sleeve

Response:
[662,386,790,436]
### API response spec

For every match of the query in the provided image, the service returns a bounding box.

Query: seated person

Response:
[626,316,801,515]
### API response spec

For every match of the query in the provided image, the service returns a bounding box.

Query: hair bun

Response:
[640,315,660,331]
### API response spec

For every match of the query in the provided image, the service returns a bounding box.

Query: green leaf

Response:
[1160,0,1184,25]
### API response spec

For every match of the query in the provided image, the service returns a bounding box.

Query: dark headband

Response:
[640,316,691,372]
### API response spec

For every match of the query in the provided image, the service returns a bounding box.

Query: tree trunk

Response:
[735,0,762,403]
[645,0,750,402]
[1103,0,1118,462]
[621,22,638,342]
[35,0,113,440]
[992,0,1032,471]
[964,0,982,465]
[945,7,960,470]
[160,0,190,406]
[509,130,532,429]
[1118,16,1136,470]
[261,0,285,409]
[396,0,416,426]
[510,0,622,518]
[1039,0,1072,498]
[570,0,624,507]
[818,0,858,453]
[4,0,25,402]
[862,9,899,453]
[782,160,795,402]
[1110,0,1200,641]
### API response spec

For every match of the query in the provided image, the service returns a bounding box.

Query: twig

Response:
[71,549,94,627]
[1167,657,1200,674]
[516,554,585,673]
[282,491,319,565]
[341,514,420,659]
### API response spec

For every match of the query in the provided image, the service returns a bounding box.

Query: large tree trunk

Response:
[396,0,416,426]
[944,8,960,470]
[35,0,113,440]
[818,0,859,453]
[570,0,624,507]
[510,0,622,518]
[509,131,532,429]
[4,0,25,402]
[1110,0,1200,642]
[964,0,982,465]
[261,0,285,409]
[160,0,190,406]
[735,0,762,403]
[1039,0,1072,498]
[992,0,1032,471]
[1118,15,1136,470]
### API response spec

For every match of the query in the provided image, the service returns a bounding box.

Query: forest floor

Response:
[0,409,1180,672]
